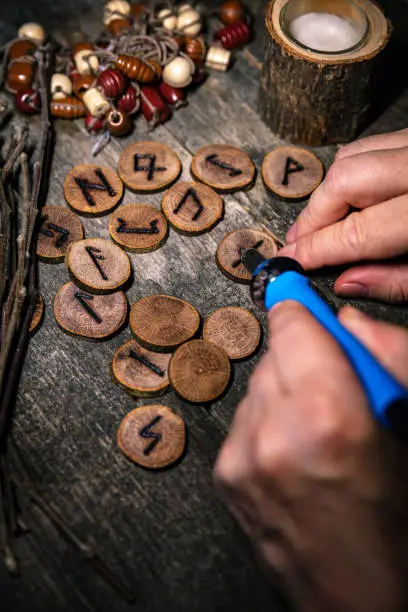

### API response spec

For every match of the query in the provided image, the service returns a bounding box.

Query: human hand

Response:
[214,301,408,612]
[279,129,408,302]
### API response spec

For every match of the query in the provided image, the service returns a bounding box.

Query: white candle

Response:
[289,12,362,53]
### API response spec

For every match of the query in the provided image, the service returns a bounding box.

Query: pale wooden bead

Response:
[205,46,231,71]
[178,4,192,13]
[82,87,110,117]
[74,49,99,75]
[103,0,131,25]
[18,22,45,44]
[51,73,73,100]
[158,8,177,30]
[176,8,202,36]
[162,57,193,88]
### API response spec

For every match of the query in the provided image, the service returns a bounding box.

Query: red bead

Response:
[84,114,105,133]
[97,68,128,99]
[214,21,250,50]
[117,84,140,114]
[140,86,170,126]
[158,82,186,108]
[16,88,41,115]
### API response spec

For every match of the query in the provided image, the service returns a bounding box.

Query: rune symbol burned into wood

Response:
[140,415,163,456]
[75,168,116,206]
[205,154,242,177]
[134,154,166,181]
[116,218,160,234]
[39,215,70,248]
[85,246,108,280]
[74,292,102,323]
[232,240,264,268]
[282,157,305,186]
[173,187,204,221]
[129,349,165,377]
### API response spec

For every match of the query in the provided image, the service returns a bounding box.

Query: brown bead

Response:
[161,181,223,236]
[109,203,168,253]
[115,55,157,82]
[130,2,147,19]
[262,146,324,200]
[36,206,84,263]
[112,340,172,397]
[173,34,186,48]
[185,36,206,60]
[8,39,37,61]
[50,96,86,119]
[64,164,123,216]
[30,295,44,335]
[6,59,35,94]
[106,109,133,136]
[72,42,94,57]
[72,74,96,100]
[191,144,255,193]
[219,0,245,25]
[203,307,261,360]
[107,18,131,35]
[118,142,181,193]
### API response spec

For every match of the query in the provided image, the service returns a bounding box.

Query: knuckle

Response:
[341,211,365,254]
[253,430,288,480]
[386,272,408,303]
[324,158,349,194]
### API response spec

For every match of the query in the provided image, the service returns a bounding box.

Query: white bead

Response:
[162,57,193,88]
[178,4,192,13]
[83,88,110,118]
[103,0,131,25]
[177,8,202,36]
[51,73,72,100]
[205,47,231,71]
[18,22,45,44]
[74,49,99,75]
[158,8,177,31]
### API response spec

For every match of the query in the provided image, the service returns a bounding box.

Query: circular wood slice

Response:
[36,206,84,263]
[66,237,131,294]
[169,339,231,404]
[109,203,168,253]
[29,295,44,334]
[117,404,186,469]
[203,307,261,360]
[118,142,181,192]
[161,181,223,235]
[216,228,278,284]
[191,144,255,193]
[130,295,200,352]
[262,146,324,200]
[112,339,171,397]
[54,281,127,340]
[64,164,124,216]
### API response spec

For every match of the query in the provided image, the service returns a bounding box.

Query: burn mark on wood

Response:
[116,218,160,234]
[282,157,304,186]
[74,292,102,323]
[232,240,264,268]
[133,154,166,181]
[140,415,163,456]
[173,187,204,221]
[85,246,108,280]
[205,154,242,177]
[75,168,116,207]
[129,349,165,377]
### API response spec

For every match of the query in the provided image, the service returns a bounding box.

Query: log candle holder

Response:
[259,0,390,146]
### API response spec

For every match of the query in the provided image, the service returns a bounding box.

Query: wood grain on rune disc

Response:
[36,206,84,263]
[169,339,231,403]
[112,339,171,397]
[117,404,186,469]
[109,203,168,253]
[64,164,124,216]
[191,144,255,192]
[118,141,181,192]
[161,181,224,235]
[66,237,131,293]
[262,146,324,199]
[203,307,261,360]
[130,295,200,352]
[217,228,278,284]
[54,281,128,340]
[29,295,44,334]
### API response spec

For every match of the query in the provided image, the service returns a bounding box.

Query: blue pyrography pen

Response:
[241,250,408,436]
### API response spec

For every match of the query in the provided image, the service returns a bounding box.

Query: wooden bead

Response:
[54,281,127,340]
[216,228,278,283]
[140,85,170,127]
[112,340,172,397]
[103,0,131,25]
[18,22,45,44]
[214,22,251,50]
[72,42,94,57]
[219,0,245,25]
[6,59,35,94]
[72,75,96,100]
[169,340,231,403]
[66,237,131,294]
[185,36,206,60]
[64,164,123,216]
[16,88,41,115]
[129,2,147,19]
[84,114,105,133]
[161,181,223,235]
[158,8,177,30]
[50,96,86,119]
[262,146,324,200]
[97,68,127,99]
[203,307,261,360]
[118,141,180,192]
[162,57,193,88]
[115,55,157,82]
[36,206,84,263]
[74,49,99,75]
[117,405,186,469]
[158,82,186,108]
[106,109,133,136]
[130,295,200,352]
[109,203,168,253]
[191,59,207,84]
[107,18,131,35]
[82,87,110,118]
[7,39,37,61]
[51,73,72,100]
[177,8,202,36]
[205,46,231,71]
[117,83,140,114]
[191,144,255,192]
[30,295,44,334]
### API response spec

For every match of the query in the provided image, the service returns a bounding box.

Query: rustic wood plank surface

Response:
[1,1,408,611]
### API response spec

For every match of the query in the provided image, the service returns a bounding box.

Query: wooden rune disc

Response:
[112,339,171,397]
[191,144,255,193]
[117,405,186,470]
[161,181,224,235]
[130,295,200,352]
[118,142,181,192]
[29,295,44,334]
[262,146,324,200]
[64,164,124,216]
[108,203,168,253]
[203,307,261,360]
[216,228,278,284]
[66,237,131,294]
[54,282,128,340]
[169,340,231,404]
[36,206,84,263]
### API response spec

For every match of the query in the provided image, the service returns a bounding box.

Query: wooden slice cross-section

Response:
[36,206,84,263]
[203,307,261,360]
[191,144,255,193]
[118,142,181,192]
[112,339,172,397]
[54,281,128,340]
[216,228,278,284]
[29,295,44,334]
[262,146,324,200]
[66,237,131,294]
[64,164,123,216]
[130,295,200,352]
[117,405,186,469]
[161,181,223,235]
[109,203,168,253]
[169,339,231,403]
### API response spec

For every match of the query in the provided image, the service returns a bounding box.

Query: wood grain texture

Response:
[29,295,44,334]
[161,181,224,235]
[36,206,84,262]
[191,144,256,192]
[217,228,278,283]
[203,306,261,360]
[109,203,169,253]
[262,146,324,199]
[64,164,124,216]
[118,142,181,192]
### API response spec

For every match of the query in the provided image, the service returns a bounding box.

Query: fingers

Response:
[336,128,408,160]
[335,262,408,303]
[280,194,408,270]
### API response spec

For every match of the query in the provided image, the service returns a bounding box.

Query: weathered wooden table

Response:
[1,1,408,610]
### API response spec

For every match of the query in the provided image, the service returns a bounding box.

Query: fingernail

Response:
[337,283,370,298]
[286,223,297,244]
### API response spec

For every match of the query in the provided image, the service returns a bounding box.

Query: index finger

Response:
[336,128,408,160]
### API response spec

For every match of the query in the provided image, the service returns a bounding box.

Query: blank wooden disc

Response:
[66,237,131,294]
[54,281,127,340]
[36,206,84,263]
[64,164,124,216]
[169,340,231,403]
[262,146,324,199]
[130,295,200,352]
[109,203,168,253]
[216,228,278,284]
[203,307,261,360]
[191,144,255,193]
[29,295,44,334]
[117,404,186,469]
[112,339,171,397]
[118,142,181,192]
[161,181,223,235]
